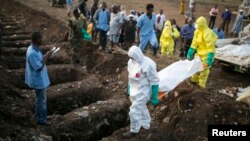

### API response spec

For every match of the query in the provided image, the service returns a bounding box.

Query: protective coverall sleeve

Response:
[207,52,215,66]
[145,64,159,86]
[145,62,159,105]
[151,85,159,105]
[203,30,217,53]
[187,47,196,60]
[173,28,180,38]
[190,30,199,50]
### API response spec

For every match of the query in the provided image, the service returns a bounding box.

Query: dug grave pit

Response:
[7,64,85,89]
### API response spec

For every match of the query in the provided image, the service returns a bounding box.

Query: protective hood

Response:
[128,46,144,63]
[164,20,172,28]
[196,16,208,30]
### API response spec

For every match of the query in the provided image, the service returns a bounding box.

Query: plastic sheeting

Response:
[215,38,238,48]
[216,44,250,58]
[158,57,203,92]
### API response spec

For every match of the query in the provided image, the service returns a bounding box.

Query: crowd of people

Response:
[64,0,248,61]
[22,0,249,139]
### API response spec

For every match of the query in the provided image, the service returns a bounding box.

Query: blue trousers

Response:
[139,33,158,53]
[35,88,47,123]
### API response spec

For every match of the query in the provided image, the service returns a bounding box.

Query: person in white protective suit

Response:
[123,46,159,139]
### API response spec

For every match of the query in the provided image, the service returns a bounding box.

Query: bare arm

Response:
[43,51,53,64]
[137,28,140,42]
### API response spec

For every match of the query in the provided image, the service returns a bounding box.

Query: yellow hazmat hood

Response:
[164,20,172,28]
[196,16,208,30]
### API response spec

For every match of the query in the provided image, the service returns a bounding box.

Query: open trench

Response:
[0,4,130,141]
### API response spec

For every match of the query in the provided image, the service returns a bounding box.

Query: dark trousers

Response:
[221,19,230,33]
[209,16,216,29]
[153,48,157,55]
[181,38,192,58]
[69,40,80,64]
[99,29,107,49]
[156,29,162,43]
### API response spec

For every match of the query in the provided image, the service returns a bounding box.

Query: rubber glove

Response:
[151,85,159,105]
[207,52,215,66]
[81,29,92,41]
[127,82,130,96]
[187,47,195,60]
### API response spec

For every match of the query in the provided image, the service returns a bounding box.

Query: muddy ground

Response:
[0,0,250,141]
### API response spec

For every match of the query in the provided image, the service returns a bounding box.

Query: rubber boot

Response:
[122,132,137,139]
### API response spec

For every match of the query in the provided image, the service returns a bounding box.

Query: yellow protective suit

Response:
[160,20,180,56]
[190,16,218,88]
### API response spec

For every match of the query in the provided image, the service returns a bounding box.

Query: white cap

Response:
[240,9,244,12]
[130,10,135,14]
[128,14,134,18]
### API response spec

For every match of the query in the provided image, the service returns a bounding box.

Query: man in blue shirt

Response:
[137,4,158,56]
[94,2,110,52]
[25,32,52,126]
[221,7,232,34]
[180,18,195,57]
[213,26,224,39]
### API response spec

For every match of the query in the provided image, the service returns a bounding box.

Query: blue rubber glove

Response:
[151,85,159,106]
[127,82,130,96]
[187,47,196,60]
[207,52,215,66]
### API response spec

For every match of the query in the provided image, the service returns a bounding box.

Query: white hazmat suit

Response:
[127,46,159,133]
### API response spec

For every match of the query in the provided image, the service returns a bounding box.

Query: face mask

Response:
[196,24,202,30]
[194,23,197,28]
[225,9,228,11]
